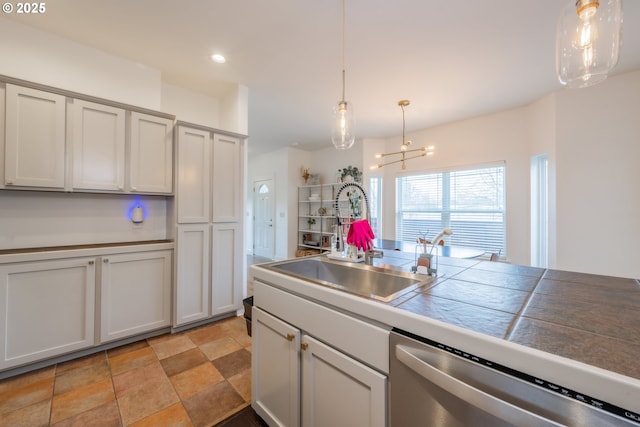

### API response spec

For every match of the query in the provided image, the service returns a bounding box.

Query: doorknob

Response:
[300,342,309,351]
[286,333,295,342]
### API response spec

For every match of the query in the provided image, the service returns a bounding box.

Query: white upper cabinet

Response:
[71,99,126,191]
[129,112,174,194]
[177,126,211,223]
[4,84,66,189]
[212,134,241,222]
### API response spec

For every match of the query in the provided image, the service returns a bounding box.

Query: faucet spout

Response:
[365,249,384,265]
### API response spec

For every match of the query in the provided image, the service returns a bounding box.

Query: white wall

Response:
[373,106,532,265]
[0,17,161,109]
[554,70,640,278]
[309,141,364,184]
[0,192,167,250]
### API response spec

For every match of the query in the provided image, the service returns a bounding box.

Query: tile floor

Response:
[0,315,254,427]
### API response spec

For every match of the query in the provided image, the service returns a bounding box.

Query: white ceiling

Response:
[6,0,640,156]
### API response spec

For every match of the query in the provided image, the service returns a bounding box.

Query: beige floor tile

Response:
[56,353,107,376]
[0,398,51,427]
[117,377,179,426]
[50,400,121,427]
[108,346,157,376]
[0,366,54,394]
[107,340,149,360]
[54,359,111,396]
[199,336,242,361]
[149,335,196,360]
[50,378,115,424]
[129,402,193,427]
[186,324,227,346]
[227,370,251,403]
[112,360,166,398]
[0,377,54,415]
[170,363,224,401]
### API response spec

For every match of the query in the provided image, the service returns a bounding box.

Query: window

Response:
[530,154,548,267]
[369,175,382,237]
[396,165,505,254]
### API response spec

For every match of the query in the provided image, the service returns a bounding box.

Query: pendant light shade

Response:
[556,0,623,89]
[332,98,355,150]
[331,0,355,150]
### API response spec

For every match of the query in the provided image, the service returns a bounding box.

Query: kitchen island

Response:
[250,251,640,425]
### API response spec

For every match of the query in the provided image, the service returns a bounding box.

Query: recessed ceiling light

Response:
[211,54,226,64]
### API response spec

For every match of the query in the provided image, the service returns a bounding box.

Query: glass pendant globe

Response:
[331,101,355,149]
[556,0,623,89]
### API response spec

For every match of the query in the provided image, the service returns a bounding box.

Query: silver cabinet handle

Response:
[395,345,564,427]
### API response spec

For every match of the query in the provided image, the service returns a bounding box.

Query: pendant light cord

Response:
[400,102,406,145]
[341,0,346,103]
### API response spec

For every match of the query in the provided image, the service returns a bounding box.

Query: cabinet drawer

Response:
[254,280,390,373]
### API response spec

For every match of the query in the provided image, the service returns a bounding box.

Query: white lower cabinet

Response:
[174,223,242,326]
[0,257,96,370]
[175,224,210,325]
[0,244,173,372]
[252,307,387,427]
[99,250,172,343]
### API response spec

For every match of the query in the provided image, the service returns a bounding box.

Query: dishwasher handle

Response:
[395,345,566,427]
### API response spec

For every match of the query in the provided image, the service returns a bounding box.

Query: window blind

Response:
[395,166,505,255]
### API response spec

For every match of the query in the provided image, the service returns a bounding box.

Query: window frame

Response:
[395,162,506,255]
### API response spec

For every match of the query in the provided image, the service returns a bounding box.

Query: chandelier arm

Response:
[379,147,428,157]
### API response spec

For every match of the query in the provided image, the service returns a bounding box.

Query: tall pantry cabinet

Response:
[174,123,245,327]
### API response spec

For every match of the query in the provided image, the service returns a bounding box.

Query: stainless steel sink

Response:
[263,256,432,302]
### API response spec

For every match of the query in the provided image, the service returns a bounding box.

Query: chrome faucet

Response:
[365,249,384,265]
[334,182,371,253]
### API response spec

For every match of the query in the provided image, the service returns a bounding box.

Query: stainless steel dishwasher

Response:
[390,329,640,426]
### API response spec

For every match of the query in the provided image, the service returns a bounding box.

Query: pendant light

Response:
[370,100,434,170]
[556,0,623,89]
[331,0,355,149]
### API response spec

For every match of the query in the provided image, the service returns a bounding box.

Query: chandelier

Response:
[370,100,434,170]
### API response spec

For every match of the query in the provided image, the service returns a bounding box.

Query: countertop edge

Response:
[250,264,640,414]
[0,241,175,263]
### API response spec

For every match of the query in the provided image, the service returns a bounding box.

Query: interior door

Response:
[254,178,275,259]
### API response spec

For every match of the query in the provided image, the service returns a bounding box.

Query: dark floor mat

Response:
[214,405,269,427]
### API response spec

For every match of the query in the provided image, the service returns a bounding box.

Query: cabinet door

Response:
[4,84,66,189]
[211,223,242,315]
[0,257,96,370]
[175,224,210,326]
[301,334,387,427]
[252,308,301,427]
[100,250,172,343]
[211,134,241,222]
[71,99,125,191]
[177,126,211,223]
[129,112,174,194]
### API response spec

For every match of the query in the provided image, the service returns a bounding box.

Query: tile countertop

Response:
[251,251,640,415]
[385,254,640,382]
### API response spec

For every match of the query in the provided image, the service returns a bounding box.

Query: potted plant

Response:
[307,218,316,229]
[338,166,362,183]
